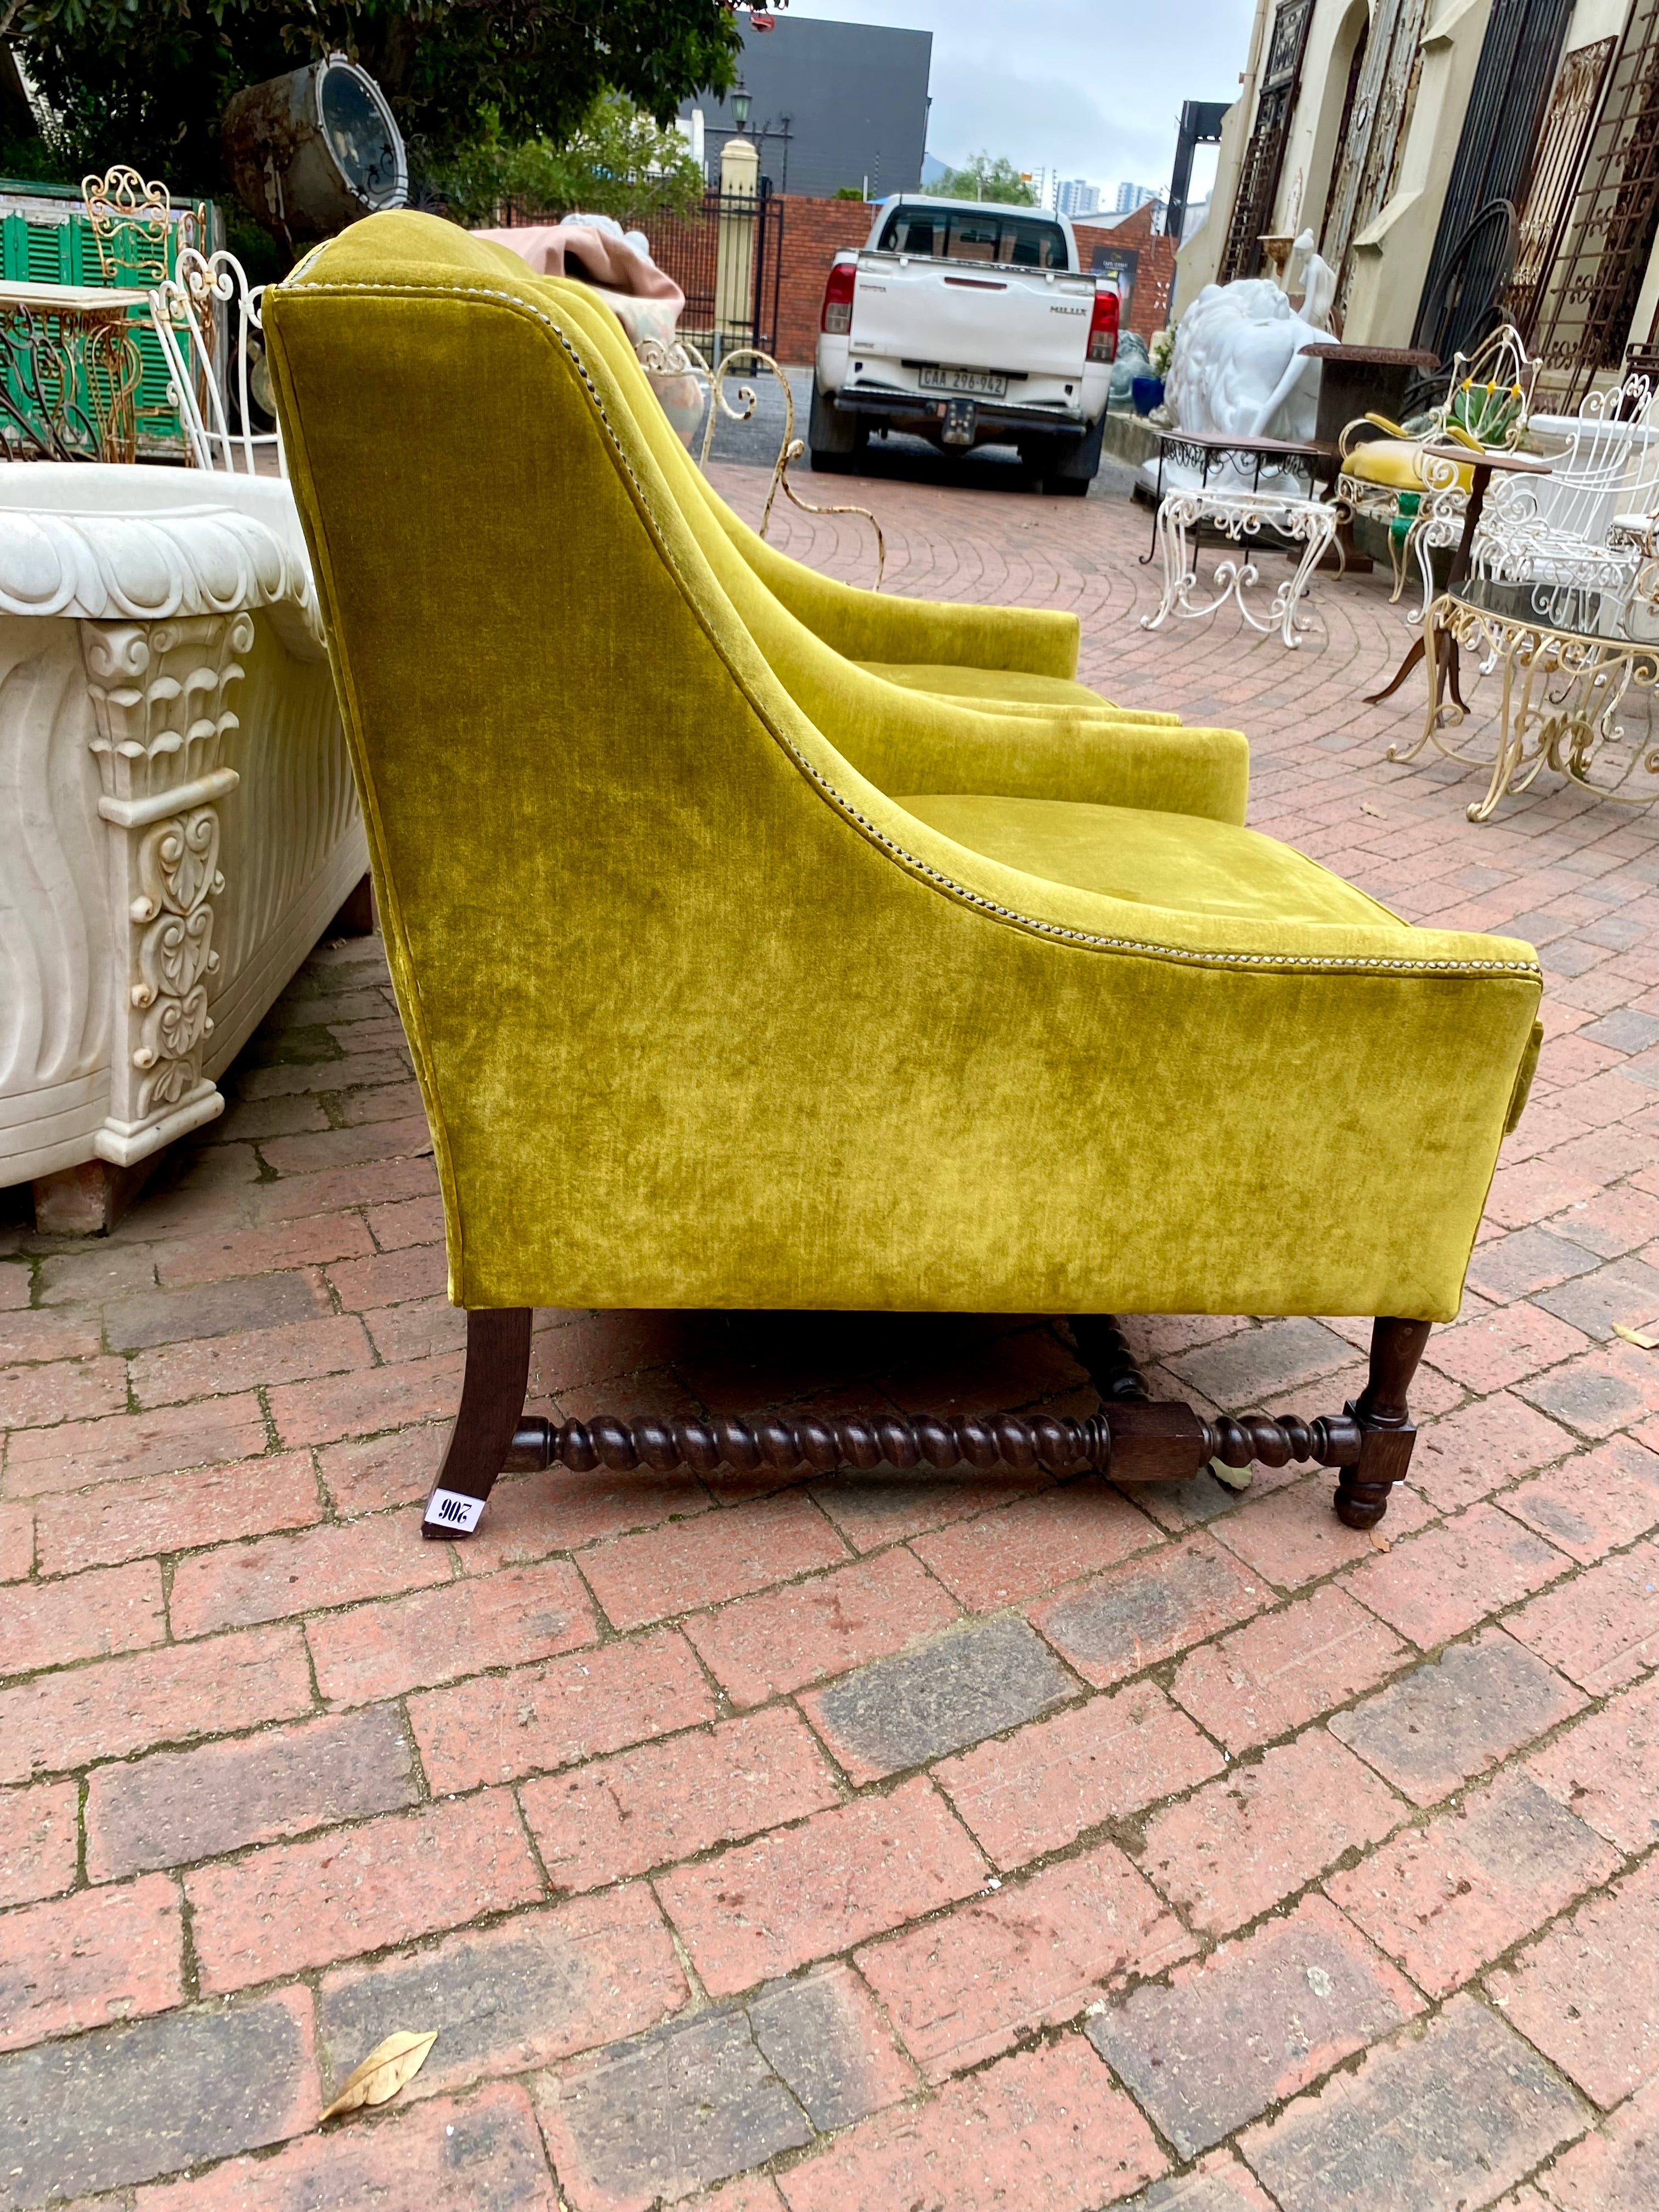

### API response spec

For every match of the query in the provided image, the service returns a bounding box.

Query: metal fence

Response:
[500,186,785,363]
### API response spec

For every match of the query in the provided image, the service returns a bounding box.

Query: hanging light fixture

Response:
[731,82,752,129]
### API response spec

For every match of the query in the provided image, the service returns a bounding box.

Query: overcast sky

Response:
[783,0,1254,198]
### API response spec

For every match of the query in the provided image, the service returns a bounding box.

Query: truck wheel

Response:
[809,387,867,472]
[1046,411,1106,495]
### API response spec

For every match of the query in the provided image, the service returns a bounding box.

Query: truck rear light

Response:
[1087,286,1119,364]
[821,261,855,335]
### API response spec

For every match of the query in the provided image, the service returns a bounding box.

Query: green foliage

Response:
[10,1,741,200]
[431,95,706,225]
[929,153,1037,207]
[832,184,865,200]
[0,124,76,187]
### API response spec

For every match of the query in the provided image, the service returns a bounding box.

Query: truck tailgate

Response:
[849,253,1093,379]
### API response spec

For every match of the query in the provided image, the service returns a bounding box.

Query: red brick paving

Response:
[656,1775,988,1995]
[3,461,1659,2203]
[518,1707,839,1892]
[777,2033,1164,2212]
[856,1839,1194,2079]
[1167,1582,1410,1751]
[185,1788,543,1993]
[0,1870,182,2049]
[313,1887,690,2110]
[1139,1727,1402,1936]
[1486,1853,1659,2109]
[1324,1770,1622,1997]
[0,1776,77,1908]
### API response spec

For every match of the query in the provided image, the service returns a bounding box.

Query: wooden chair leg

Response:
[1336,1316,1432,1529]
[421,1307,532,1539]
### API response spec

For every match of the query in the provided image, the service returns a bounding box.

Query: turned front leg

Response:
[1336,1317,1432,1530]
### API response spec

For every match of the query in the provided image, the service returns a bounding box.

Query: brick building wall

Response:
[769,195,879,365]
[1071,201,1177,339]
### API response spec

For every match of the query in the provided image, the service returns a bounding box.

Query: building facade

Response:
[1115,182,1162,214]
[1057,179,1105,218]
[1176,0,1659,400]
[680,14,932,201]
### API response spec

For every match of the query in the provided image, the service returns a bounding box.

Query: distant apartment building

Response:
[680,14,932,199]
[1055,178,1103,219]
[1114,182,1161,216]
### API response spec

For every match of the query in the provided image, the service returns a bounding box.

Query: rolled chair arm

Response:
[710,503,1082,676]
[878,715,1250,825]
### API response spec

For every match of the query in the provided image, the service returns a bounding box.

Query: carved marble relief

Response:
[0,476,366,1191]
[81,613,251,1161]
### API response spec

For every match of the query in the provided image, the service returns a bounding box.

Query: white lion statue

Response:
[1150,232,1338,494]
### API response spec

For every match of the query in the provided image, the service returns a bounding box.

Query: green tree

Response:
[8,1,742,199]
[431,95,706,225]
[930,153,1037,206]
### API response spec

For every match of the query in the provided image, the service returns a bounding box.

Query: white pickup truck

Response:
[810,195,1119,495]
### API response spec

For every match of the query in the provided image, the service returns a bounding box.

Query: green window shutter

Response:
[24,217,68,284]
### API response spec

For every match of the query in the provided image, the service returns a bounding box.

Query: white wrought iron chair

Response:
[1338,324,1537,624]
[1470,372,1659,634]
[149,249,283,476]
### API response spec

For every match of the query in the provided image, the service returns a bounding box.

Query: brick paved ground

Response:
[3,458,1658,2211]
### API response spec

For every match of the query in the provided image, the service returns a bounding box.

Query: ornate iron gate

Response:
[1325,0,1434,319]
[648,185,785,361]
[1526,2,1659,402]
[1218,0,1314,281]
[1504,40,1617,342]
[1411,0,1575,356]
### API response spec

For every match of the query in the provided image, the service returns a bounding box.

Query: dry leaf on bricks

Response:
[1613,1323,1659,1350]
[319,2030,437,2121]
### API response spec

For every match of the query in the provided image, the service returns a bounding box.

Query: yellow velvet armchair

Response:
[265,212,1543,1542]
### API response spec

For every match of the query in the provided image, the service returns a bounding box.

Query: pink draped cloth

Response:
[473,223,684,315]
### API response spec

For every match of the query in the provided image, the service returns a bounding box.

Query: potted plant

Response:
[1133,323,1176,415]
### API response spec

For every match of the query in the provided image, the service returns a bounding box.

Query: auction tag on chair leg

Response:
[426,1490,485,1533]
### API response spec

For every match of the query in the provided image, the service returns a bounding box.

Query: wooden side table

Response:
[1300,342,1441,452]
[1301,343,1440,578]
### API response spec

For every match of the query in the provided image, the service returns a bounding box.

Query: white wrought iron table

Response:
[1142,483,1340,650]
[1396,570,1659,822]
[1142,428,1340,560]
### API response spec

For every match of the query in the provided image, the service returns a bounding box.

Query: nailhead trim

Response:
[287,275,1544,985]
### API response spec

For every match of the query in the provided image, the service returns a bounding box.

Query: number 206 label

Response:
[426,1489,484,1533]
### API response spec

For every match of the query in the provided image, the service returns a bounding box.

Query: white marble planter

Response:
[1,464,366,1203]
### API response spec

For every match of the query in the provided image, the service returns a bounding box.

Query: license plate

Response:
[918,364,1007,399]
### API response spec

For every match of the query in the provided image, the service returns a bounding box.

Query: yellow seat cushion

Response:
[898,793,1403,928]
[858,661,1177,723]
[1346,439,1473,495]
